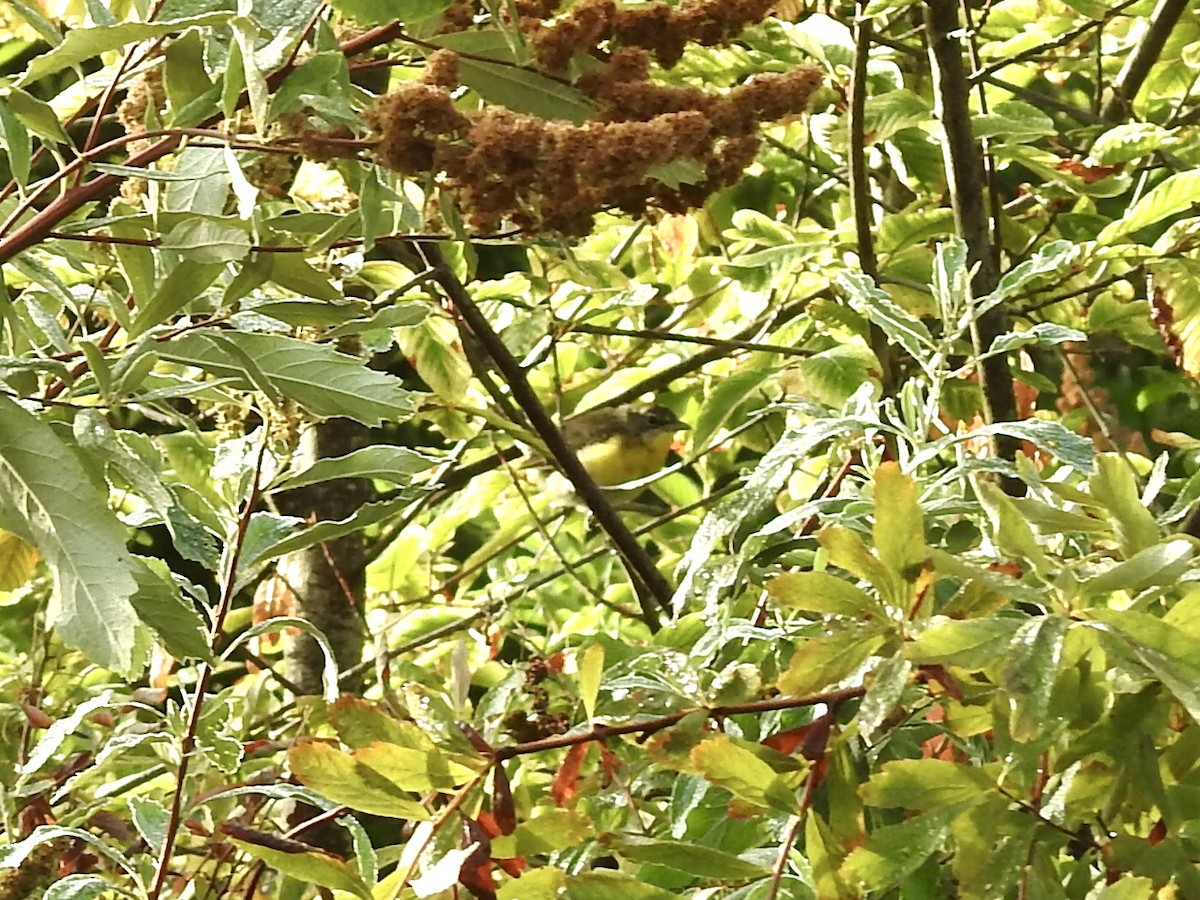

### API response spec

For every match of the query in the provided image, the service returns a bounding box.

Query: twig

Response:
[492,686,866,760]
[414,243,671,629]
[925,0,1019,476]
[1100,0,1190,122]
[565,323,813,357]
[849,6,898,415]
[150,436,270,900]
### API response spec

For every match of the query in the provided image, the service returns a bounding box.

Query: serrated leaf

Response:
[161,218,251,264]
[156,332,416,425]
[459,58,594,123]
[19,13,233,84]
[1098,170,1200,244]
[0,396,140,674]
[275,446,438,491]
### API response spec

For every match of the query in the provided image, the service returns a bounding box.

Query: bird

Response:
[558,403,688,487]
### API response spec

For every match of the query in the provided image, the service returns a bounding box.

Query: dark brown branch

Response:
[925,0,1020,474]
[0,21,405,265]
[493,686,867,760]
[849,8,898,411]
[567,323,814,357]
[1100,0,1190,122]
[415,243,671,629]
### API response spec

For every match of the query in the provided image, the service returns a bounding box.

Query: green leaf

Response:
[160,218,251,264]
[19,13,233,84]
[1090,454,1160,556]
[977,481,1049,570]
[1098,170,1200,244]
[0,397,140,675]
[564,871,681,899]
[3,87,70,144]
[288,739,431,819]
[602,834,768,879]
[0,99,31,186]
[972,101,1056,140]
[1003,615,1067,742]
[873,462,926,585]
[509,809,594,855]
[837,271,935,365]
[988,322,1086,354]
[156,332,417,425]
[227,836,372,900]
[395,318,471,407]
[777,626,884,696]
[863,89,931,143]
[842,805,963,892]
[818,525,896,605]
[275,446,438,491]
[1077,538,1195,597]
[498,868,568,900]
[1090,608,1200,722]
[328,0,452,25]
[1091,123,1177,165]
[353,741,480,792]
[44,874,139,900]
[128,796,170,855]
[689,734,799,814]
[459,59,595,123]
[860,759,993,811]
[131,259,225,337]
[904,617,1021,668]
[129,557,213,662]
[765,571,884,619]
[857,653,912,740]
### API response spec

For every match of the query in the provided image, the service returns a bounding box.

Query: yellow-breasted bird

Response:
[559,403,688,487]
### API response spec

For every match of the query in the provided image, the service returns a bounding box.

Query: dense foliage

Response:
[5,0,1200,898]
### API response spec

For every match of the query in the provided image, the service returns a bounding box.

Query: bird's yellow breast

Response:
[576,431,676,487]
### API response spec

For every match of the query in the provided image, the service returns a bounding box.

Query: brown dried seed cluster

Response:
[357,27,820,235]
[531,0,775,71]
[117,67,166,134]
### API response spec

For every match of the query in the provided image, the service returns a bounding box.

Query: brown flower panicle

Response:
[344,0,821,237]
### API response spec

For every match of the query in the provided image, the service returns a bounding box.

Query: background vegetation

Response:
[3,0,1200,897]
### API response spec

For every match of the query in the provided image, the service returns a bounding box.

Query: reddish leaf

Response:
[459,818,497,900]
[552,742,590,806]
[1149,818,1167,845]
[460,722,494,757]
[492,764,516,835]
[20,702,53,729]
[1055,159,1119,183]
[598,743,620,784]
[762,710,833,760]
